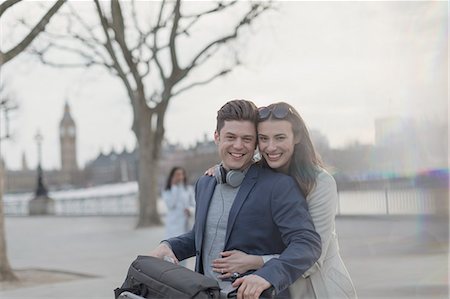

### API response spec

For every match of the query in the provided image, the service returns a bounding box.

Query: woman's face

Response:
[171,169,185,185]
[257,119,298,173]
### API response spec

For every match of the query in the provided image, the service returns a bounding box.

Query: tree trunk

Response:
[0,160,18,281]
[135,104,162,228]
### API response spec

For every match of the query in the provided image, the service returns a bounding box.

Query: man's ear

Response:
[214,130,220,145]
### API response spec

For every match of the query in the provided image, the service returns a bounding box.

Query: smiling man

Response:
[149,99,321,299]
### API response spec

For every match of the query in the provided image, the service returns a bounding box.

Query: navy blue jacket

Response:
[167,164,321,295]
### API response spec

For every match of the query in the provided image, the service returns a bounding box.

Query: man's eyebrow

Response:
[223,132,236,136]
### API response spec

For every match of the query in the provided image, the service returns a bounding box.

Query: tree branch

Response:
[182,1,238,19]
[110,0,145,96]
[130,0,144,38]
[152,0,168,82]
[66,2,104,46]
[172,67,233,97]
[93,0,135,101]
[178,0,238,36]
[182,3,270,77]
[31,42,108,68]
[168,0,181,77]
[0,0,66,66]
[0,0,22,18]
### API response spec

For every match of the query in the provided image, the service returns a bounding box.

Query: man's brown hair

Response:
[216,99,258,133]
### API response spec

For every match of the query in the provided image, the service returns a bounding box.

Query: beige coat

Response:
[289,169,357,299]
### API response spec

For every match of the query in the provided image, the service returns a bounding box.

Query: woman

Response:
[162,167,195,240]
[209,102,357,298]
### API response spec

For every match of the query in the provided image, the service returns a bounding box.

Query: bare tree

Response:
[35,0,272,227]
[0,0,66,281]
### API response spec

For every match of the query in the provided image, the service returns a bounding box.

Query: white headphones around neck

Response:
[214,165,245,188]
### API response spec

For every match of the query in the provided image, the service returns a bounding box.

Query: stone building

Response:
[84,135,219,192]
[84,148,138,186]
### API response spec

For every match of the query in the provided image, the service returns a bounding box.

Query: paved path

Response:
[1,215,448,298]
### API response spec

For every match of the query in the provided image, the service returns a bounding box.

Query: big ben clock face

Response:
[60,127,65,137]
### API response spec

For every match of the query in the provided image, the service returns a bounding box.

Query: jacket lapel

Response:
[195,178,217,253]
[224,165,258,246]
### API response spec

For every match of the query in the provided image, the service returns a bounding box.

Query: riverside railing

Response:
[3,187,445,216]
[336,188,440,215]
[4,193,140,216]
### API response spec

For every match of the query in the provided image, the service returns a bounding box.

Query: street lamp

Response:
[34,130,48,197]
[28,130,55,215]
[29,130,54,215]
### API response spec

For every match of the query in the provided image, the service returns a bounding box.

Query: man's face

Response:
[214,120,256,171]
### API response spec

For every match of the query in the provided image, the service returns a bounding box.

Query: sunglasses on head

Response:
[258,105,293,120]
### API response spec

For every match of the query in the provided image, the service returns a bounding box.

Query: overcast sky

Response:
[1,1,447,170]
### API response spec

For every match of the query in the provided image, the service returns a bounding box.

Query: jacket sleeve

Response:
[185,185,196,216]
[165,229,196,261]
[301,170,338,278]
[253,175,322,294]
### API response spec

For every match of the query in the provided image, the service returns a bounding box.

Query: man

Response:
[150,100,321,299]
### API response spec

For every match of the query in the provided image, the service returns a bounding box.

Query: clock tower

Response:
[59,101,78,183]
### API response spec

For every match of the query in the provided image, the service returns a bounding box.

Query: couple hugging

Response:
[150,99,356,299]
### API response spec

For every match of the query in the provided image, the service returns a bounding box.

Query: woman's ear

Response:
[294,134,301,145]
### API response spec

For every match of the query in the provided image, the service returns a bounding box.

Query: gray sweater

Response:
[202,183,240,293]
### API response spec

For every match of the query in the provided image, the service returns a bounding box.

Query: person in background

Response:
[209,102,357,298]
[163,167,195,241]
